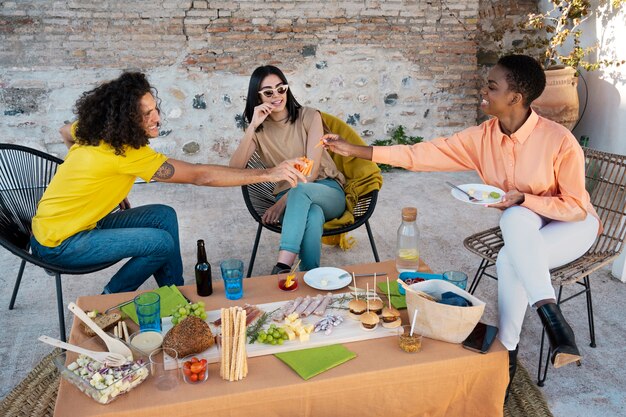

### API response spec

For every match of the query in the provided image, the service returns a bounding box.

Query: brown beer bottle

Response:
[195,239,213,296]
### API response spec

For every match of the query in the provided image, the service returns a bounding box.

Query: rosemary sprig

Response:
[327,294,352,311]
[247,307,279,344]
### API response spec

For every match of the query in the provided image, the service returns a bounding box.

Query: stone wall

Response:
[0,0,536,161]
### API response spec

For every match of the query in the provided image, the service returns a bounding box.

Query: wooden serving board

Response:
[162,294,399,370]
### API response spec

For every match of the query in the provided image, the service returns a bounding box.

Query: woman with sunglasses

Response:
[230,65,346,274]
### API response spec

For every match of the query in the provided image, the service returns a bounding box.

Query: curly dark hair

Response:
[243,65,301,132]
[497,55,546,108]
[73,72,159,155]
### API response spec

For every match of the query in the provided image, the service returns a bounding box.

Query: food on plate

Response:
[255,323,289,345]
[220,306,248,382]
[295,156,314,176]
[81,312,122,337]
[481,191,489,200]
[63,354,148,404]
[348,299,367,320]
[489,191,501,199]
[170,301,207,325]
[163,316,215,357]
[212,304,263,327]
[301,294,324,317]
[313,314,344,335]
[368,298,384,315]
[281,312,314,342]
[467,188,475,196]
[312,293,333,316]
[182,356,208,383]
[359,311,380,331]
[381,307,402,329]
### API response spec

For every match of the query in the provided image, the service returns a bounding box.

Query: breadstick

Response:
[237,311,246,380]
[113,325,119,338]
[222,308,230,379]
[121,321,130,344]
[219,308,224,378]
[229,307,240,381]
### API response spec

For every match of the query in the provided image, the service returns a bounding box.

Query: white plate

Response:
[303,267,351,290]
[451,183,504,205]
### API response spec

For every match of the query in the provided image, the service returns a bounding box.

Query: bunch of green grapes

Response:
[256,324,289,345]
[170,301,207,325]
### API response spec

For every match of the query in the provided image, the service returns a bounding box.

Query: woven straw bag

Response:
[403,279,485,344]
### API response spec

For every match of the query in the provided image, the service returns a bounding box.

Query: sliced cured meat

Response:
[313,293,333,316]
[301,294,324,317]
[293,296,311,316]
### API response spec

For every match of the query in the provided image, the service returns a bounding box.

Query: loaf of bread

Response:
[163,316,215,357]
[81,312,122,337]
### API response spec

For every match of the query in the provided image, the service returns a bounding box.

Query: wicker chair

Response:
[240,114,381,277]
[463,147,626,385]
[0,144,117,341]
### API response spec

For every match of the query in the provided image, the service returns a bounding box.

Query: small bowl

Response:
[129,330,163,354]
[52,335,150,404]
[181,355,209,384]
[397,325,423,353]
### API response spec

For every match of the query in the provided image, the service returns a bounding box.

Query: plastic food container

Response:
[52,335,150,404]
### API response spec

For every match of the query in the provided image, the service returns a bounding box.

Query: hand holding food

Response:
[269,159,308,186]
[295,156,314,176]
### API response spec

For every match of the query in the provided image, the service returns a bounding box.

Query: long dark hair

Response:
[73,72,159,155]
[243,65,301,131]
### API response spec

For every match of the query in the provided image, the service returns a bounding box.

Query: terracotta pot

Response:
[531,66,579,130]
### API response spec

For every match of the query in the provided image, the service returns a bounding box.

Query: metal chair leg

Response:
[8,259,27,309]
[55,273,67,342]
[364,220,380,262]
[468,258,491,294]
[537,328,551,387]
[583,276,596,347]
[247,224,263,278]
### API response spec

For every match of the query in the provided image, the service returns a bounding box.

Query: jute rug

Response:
[1,350,553,417]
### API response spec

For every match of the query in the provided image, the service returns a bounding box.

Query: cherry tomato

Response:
[190,373,198,382]
[190,357,199,364]
[183,367,192,376]
[183,361,191,369]
[200,359,207,366]
[190,363,204,374]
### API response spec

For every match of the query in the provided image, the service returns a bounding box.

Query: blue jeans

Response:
[277,179,345,271]
[30,204,184,293]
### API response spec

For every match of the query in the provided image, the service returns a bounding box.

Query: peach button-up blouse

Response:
[372,110,600,229]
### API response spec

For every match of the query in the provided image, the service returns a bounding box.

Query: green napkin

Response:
[121,285,188,324]
[377,282,406,309]
[274,344,356,380]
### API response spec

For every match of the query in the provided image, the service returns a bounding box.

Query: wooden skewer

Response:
[352,272,358,300]
[386,276,391,309]
[366,283,370,313]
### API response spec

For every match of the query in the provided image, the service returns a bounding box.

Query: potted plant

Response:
[510,0,625,129]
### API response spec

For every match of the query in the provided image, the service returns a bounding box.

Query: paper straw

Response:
[409,308,419,336]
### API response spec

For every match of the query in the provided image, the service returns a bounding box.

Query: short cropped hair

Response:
[497,55,546,107]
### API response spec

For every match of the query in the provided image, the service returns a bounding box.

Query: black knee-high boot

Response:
[537,303,581,368]
[505,346,518,401]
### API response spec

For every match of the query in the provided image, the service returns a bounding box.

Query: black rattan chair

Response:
[0,144,117,341]
[463,147,626,385]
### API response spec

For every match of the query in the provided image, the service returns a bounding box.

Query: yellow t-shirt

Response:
[32,136,167,247]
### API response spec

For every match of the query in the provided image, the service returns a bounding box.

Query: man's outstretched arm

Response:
[152,158,307,187]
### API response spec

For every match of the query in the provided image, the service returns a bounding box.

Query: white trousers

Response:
[496,206,599,350]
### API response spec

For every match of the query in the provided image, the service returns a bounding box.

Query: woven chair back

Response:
[0,144,62,250]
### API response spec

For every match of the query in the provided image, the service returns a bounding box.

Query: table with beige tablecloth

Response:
[54,260,508,417]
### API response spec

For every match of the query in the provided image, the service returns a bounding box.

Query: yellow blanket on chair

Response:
[320,112,383,249]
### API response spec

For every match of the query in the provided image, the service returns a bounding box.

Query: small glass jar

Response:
[181,355,209,384]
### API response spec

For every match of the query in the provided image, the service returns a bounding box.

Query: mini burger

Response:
[348,299,367,320]
[359,311,380,331]
[380,306,402,328]
[368,298,384,315]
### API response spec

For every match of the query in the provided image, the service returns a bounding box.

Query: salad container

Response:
[52,335,150,404]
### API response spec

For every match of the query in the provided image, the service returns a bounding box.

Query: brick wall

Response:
[0,0,536,160]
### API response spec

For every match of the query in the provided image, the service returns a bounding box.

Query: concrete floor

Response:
[1,169,624,416]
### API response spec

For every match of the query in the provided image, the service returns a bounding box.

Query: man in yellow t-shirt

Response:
[30,72,306,294]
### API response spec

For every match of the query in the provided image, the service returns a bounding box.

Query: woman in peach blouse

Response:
[323,55,600,399]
